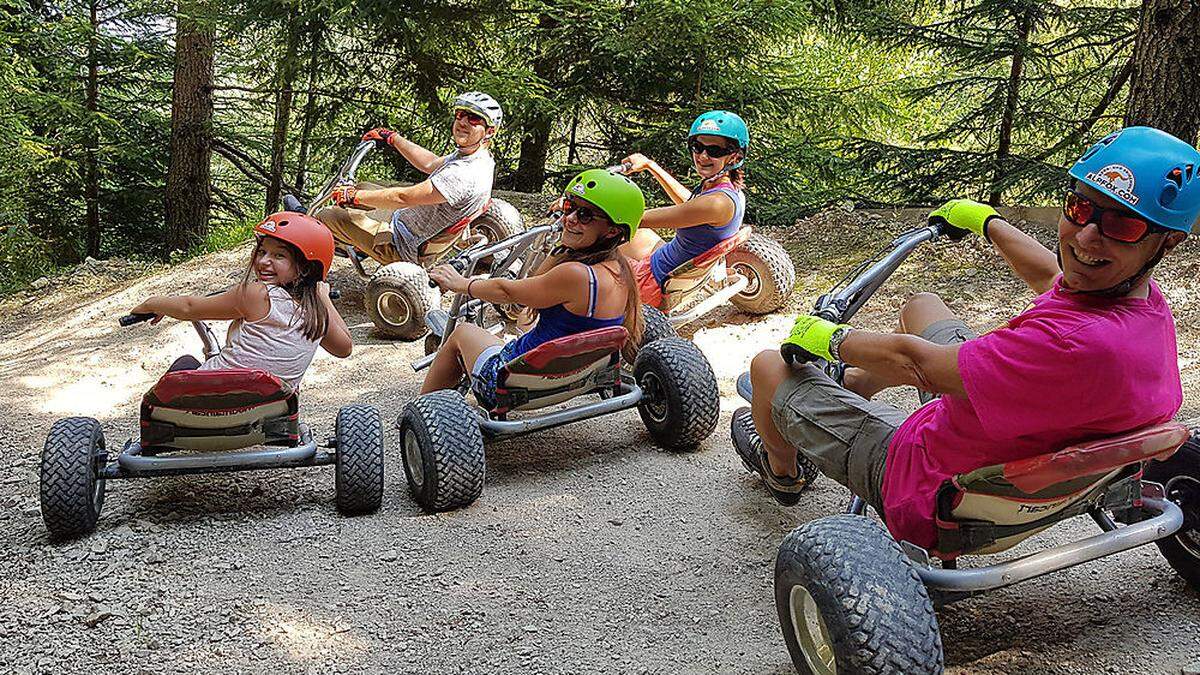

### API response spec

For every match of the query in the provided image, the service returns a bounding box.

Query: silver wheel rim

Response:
[640,371,669,423]
[377,291,413,327]
[732,261,762,299]
[403,428,425,489]
[790,584,837,675]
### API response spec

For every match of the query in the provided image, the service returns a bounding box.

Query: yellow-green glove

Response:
[928,199,1001,242]
[781,315,850,364]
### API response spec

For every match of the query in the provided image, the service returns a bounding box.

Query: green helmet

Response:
[563,169,645,239]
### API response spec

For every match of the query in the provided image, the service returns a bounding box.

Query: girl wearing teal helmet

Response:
[618,110,750,308]
[422,169,645,409]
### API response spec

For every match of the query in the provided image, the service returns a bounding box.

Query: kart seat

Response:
[140,369,299,451]
[490,326,628,415]
[660,227,751,311]
[932,423,1190,560]
[419,200,493,262]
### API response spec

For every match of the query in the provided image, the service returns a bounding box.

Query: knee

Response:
[750,349,785,387]
[900,291,946,325]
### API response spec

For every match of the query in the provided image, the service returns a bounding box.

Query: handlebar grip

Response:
[607,162,631,175]
[119,313,155,327]
[328,289,341,300]
[780,343,819,366]
[931,217,969,241]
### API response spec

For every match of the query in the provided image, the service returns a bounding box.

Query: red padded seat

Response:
[492,326,628,414]
[660,227,752,311]
[931,422,1189,559]
[140,369,299,451]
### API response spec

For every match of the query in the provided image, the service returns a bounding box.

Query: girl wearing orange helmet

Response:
[129,212,353,389]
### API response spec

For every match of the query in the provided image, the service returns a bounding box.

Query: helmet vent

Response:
[1160,184,1179,209]
[586,180,596,189]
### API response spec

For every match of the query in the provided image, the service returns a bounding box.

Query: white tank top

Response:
[198,284,319,390]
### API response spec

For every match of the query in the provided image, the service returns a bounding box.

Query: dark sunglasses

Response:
[563,198,609,225]
[1061,190,1168,244]
[688,138,736,158]
[454,109,487,126]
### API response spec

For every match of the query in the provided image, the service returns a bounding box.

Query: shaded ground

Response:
[2,207,1199,674]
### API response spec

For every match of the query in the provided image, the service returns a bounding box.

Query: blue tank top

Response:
[648,183,745,284]
[509,265,625,357]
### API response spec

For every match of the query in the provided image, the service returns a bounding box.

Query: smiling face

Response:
[561,198,622,250]
[451,109,491,149]
[1057,182,1182,293]
[253,236,301,286]
[690,134,740,180]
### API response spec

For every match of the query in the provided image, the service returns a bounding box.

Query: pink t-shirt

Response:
[881,278,1182,549]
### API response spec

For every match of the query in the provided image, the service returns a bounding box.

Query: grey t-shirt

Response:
[392,149,495,244]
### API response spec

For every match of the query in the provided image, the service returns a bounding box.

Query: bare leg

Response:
[619,228,665,261]
[844,292,961,399]
[420,323,504,393]
[750,349,799,479]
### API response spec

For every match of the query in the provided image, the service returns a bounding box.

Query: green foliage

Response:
[0,0,1152,295]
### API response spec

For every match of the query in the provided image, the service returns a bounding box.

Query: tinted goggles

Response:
[688,138,737,158]
[563,198,609,225]
[1062,190,1169,244]
[453,109,487,126]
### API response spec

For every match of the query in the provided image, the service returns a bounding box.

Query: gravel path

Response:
[2,210,1199,674]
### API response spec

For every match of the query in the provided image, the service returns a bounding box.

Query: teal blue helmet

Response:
[689,110,750,153]
[1068,126,1200,233]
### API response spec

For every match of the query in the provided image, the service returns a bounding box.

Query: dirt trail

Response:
[2,210,1199,674]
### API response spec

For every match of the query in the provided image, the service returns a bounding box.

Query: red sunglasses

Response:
[1062,190,1168,244]
[454,109,487,127]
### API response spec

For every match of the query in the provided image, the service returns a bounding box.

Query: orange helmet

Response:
[254,212,335,280]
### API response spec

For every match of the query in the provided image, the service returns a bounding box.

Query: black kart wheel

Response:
[334,404,385,516]
[776,515,944,674]
[1144,436,1200,590]
[366,262,437,340]
[40,417,107,539]
[398,390,485,511]
[639,304,677,347]
[728,233,796,315]
[633,337,719,451]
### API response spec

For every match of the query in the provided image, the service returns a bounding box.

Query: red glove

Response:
[362,128,396,146]
[331,183,361,208]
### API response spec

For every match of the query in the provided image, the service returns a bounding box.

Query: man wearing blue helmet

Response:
[617,110,750,307]
[737,126,1195,551]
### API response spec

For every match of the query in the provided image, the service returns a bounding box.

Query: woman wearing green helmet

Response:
[619,110,750,307]
[422,169,646,409]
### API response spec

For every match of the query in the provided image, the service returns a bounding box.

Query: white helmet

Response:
[453,91,503,129]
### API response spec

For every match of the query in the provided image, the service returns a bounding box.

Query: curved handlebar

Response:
[119,313,156,327]
[930,217,968,242]
[607,162,632,175]
[305,141,377,215]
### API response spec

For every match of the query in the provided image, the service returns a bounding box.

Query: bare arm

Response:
[387,135,444,175]
[428,262,586,311]
[354,179,447,210]
[639,192,734,231]
[317,282,353,358]
[130,283,267,323]
[839,330,966,398]
[622,153,691,204]
[987,218,1060,294]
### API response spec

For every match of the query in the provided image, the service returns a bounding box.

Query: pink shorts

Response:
[631,257,664,308]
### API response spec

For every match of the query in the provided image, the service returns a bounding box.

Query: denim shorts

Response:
[470,342,518,409]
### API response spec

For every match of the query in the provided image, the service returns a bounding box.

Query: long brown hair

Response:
[540,229,644,363]
[242,238,330,342]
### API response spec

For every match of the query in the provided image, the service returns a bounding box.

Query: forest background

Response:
[2,0,1197,292]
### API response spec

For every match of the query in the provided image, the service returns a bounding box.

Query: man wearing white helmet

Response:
[318,91,502,264]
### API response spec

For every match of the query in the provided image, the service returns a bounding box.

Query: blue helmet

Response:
[689,110,750,153]
[1068,126,1200,233]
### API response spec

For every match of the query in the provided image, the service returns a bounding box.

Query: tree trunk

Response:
[265,10,302,214]
[165,0,214,253]
[293,32,322,195]
[511,13,558,192]
[1124,0,1200,144]
[989,8,1033,206]
[84,0,100,259]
